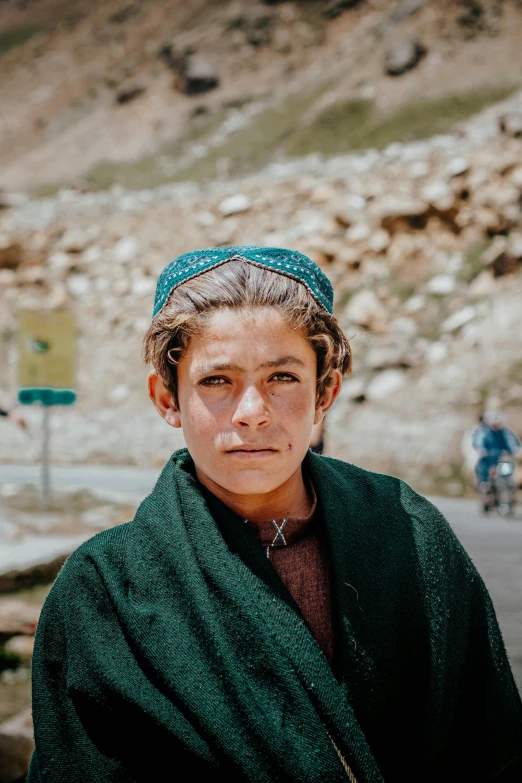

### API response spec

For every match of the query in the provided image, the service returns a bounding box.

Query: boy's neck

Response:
[195,464,312,525]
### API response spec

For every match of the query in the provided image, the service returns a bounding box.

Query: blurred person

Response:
[28,248,522,783]
[0,405,27,429]
[473,409,521,492]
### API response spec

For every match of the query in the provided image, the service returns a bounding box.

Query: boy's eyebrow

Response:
[258,356,306,370]
[195,356,306,375]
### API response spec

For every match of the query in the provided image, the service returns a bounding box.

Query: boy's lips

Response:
[225,446,279,457]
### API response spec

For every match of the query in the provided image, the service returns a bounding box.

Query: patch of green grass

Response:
[175,81,333,182]
[76,81,332,191]
[507,360,522,384]
[57,107,230,193]
[458,242,488,283]
[0,25,43,56]
[288,84,519,157]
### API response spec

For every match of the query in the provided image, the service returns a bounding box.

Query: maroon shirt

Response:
[245,487,335,662]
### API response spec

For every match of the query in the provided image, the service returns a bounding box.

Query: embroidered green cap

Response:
[152,245,334,319]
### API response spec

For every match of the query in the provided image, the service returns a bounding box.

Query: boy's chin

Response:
[221,470,288,497]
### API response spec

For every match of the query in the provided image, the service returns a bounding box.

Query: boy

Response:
[28,247,522,782]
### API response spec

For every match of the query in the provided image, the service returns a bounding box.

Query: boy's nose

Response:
[232,385,270,428]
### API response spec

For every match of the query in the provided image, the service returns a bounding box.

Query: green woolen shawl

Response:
[28,450,522,783]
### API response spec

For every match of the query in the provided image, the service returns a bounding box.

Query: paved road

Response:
[1,464,521,690]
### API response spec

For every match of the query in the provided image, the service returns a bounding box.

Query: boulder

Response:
[366,369,406,401]
[384,37,427,77]
[131,276,156,297]
[66,274,91,299]
[490,252,520,278]
[116,86,146,105]
[57,228,90,253]
[365,342,412,371]
[219,193,251,216]
[4,635,34,662]
[0,709,33,783]
[345,290,387,330]
[426,274,456,295]
[0,600,40,639]
[112,237,139,264]
[389,0,431,25]
[441,306,476,333]
[498,112,522,139]
[0,244,24,270]
[323,0,363,20]
[176,55,219,96]
[425,341,448,364]
[341,377,366,400]
[378,196,428,234]
[228,7,274,48]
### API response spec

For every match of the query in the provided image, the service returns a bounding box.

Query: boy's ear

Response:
[147,371,181,429]
[313,370,342,425]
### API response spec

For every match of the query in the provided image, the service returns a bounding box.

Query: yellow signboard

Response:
[18,310,76,390]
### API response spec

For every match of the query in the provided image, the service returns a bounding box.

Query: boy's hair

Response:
[143,260,351,406]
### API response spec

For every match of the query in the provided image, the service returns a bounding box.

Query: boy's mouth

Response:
[226,446,279,456]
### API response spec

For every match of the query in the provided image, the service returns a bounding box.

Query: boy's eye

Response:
[271,373,298,383]
[199,376,228,386]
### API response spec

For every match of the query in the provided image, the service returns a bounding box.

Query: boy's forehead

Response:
[185,309,315,367]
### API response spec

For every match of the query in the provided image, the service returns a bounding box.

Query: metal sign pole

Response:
[41,404,51,508]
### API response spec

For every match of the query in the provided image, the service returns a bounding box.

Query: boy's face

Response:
[149,307,340,497]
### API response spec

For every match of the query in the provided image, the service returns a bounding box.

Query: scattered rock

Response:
[131,276,156,297]
[457,0,484,32]
[0,269,16,286]
[384,37,427,77]
[0,708,34,783]
[0,600,40,638]
[228,7,274,47]
[175,55,220,96]
[404,294,426,313]
[366,369,406,400]
[109,4,139,24]
[468,269,495,297]
[323,0,363,20]
[342,377,366,400]
[445,157,470,178]
[378,197,428,234]
[219,193,251,216]
[490,252,520,278]
[345,222,372,243]
[368,229,391,253]
[365,341,413,370]
[108,384,130,403]
[116,86,146,105]
[112,236,139,264]
[66,274,91,299]
[389,0,431,25]
[345,290,387,330]
[4,635,34,662]
[425,341,448,363]
[0,244,24,270]
[499,112,522,139]
[442,306,476,332]
[58,228,91,253]
[426,274,456,295]
[420,181,455,211]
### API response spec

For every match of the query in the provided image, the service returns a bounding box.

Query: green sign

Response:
[17,310,77,406]
[18,388,77,407]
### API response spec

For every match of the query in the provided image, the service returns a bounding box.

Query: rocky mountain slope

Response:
[0,0,521,191]
[1,0,522,495]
